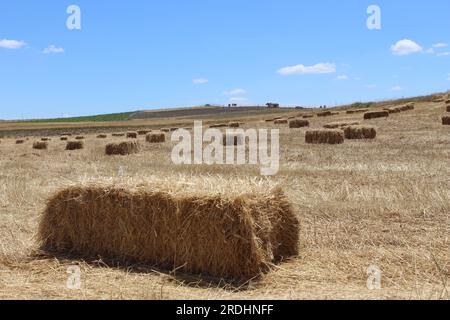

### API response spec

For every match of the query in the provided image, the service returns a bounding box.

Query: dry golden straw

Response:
[289,119,309,128]
[305,129,344,144]
[65,141,84,150]
[146,133,166,143]
[105,141,139,155]
[37,177,299,281]
[344,126,377,140]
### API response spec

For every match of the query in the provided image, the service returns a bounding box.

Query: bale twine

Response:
[305,129,344,145]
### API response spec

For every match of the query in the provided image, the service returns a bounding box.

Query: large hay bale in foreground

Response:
[33,141,48,150]
[105,141,139,155]
[446,105,450,112]
[443,116,450,125]
[146,133,166,143]
[126,132,138,139]
[65,141,84,150]
[305,129,344,145]
[289,119,309,128]
[364,111,389,120]
[38,178,299,281]
[344,126,377,140]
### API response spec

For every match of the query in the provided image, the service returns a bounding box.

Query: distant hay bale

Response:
[37,177,299,281]
[65,141,84,150]
[443,116,450,125]
[209,124,227,128]
[229,122,240,128]
[33,141,48,150]
[60,137,68,141]
[399,104,415,112]
[364,111,389,120]
[41,138,51,141]
[305,129,344,145]
[344,126,377,140]
[126,132,138,139]
[317,111,332,117]
[61,133,73,136]
[137,130,150,135]
[302,114,314,119]
[289,119,309,128]
[161,128,171,132]
[445,99,450,104]
[112,133,125,137]
[265,119,274,122]
[170,128,179,132]
[384,107,401,114]
[16,139,25,144]
[97,134,107,139]
[446,105,450,112]
[323,121,360,129]
[75,136,85,140]
[346,109,368,114]
[222,133,244,146]
[274,119,288,125]
[146,133,166,143]
[105,141,139,155]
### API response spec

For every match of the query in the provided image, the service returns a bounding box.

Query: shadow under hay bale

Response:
[289,119,309,128]
[37,179,299,282]
[344,126,377,140]
[97,134,107,139]
[443,116,450,125]
[105,141,139,155]
[364,111,389,120]
[146,133,166,143]
[228,122,240,128]
[65,141,84,150]
[127,132,138,139]
[305,129,344,145]
[33,141,48,150]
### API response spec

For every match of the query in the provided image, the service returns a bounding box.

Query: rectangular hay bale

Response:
[443,116,450,125]
[305,129,344,144]
[37,178,299,281]
[364,111,389,120]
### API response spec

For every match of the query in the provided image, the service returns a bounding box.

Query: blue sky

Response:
[1,0,449,120]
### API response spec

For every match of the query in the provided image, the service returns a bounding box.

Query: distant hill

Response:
[9,111,137,123]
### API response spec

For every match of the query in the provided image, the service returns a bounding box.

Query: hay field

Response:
[0,100,449,300]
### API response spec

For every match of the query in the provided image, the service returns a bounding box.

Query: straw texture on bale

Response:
[37,177,299,281]
[65,141,84,150]
[146,133,166,143]
[305,129,344,145]
[105,141,139,155]
[127,132,138,139]
[289,119,309,128]
[33,141,48,150]
[274,119,288,125]
[97,134,107,139]
[443,116,450,125]
[323,121,359,129]
[364,111,389,120]
[344,126,377,140]
[317,111,332,117]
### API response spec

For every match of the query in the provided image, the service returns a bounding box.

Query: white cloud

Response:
[336,75,348,80]
[365,84,377,89]
[0,39,26,49]
[391,85,404,91]
[224,88,246,95]
[43,45,64,54]
[437,52,450,57]
[425,48,435,54]
[391,39,423,56]
[193,78,208,84]
[278,62,336,75]
[433,43,448,48]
